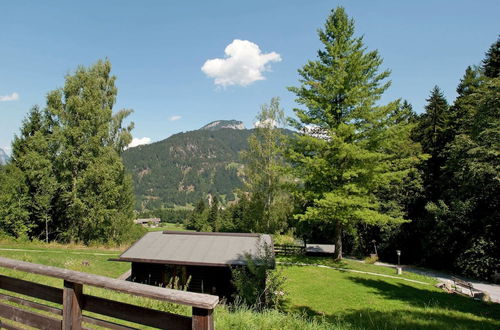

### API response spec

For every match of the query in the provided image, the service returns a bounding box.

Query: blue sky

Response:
[1,0,499,151]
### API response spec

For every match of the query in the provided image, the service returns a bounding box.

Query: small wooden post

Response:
[63,280,83,330]
[192,307,214,330]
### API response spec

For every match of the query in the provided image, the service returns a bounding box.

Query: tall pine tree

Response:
[414,86,450,201]
[287,7,423,259]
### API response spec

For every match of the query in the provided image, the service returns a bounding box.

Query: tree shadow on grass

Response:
[290,304,500,330]
[287,277,500,329]
[347,277,500,320]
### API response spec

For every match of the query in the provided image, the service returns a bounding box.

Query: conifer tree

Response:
[414,86,450,200]
[207,195,219,231]
[482,36,500,78]
[288,7,423,259]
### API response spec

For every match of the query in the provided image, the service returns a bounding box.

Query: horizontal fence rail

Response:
[0,256,218,330]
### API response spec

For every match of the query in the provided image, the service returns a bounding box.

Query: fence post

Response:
[192,307,214,330]
[63,280,83,330]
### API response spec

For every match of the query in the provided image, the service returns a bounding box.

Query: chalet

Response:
[116,231,274,298]
[134,218,161,227]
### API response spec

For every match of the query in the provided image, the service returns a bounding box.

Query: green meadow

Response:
[0,240,498,329]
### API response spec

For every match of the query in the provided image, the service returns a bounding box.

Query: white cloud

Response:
[201,39,281,87]
[127,137,151,149]
[254,118,277,128]
[0,92,19,102]
[169,115,182,121]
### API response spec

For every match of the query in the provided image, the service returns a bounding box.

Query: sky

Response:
[1,0,499,152]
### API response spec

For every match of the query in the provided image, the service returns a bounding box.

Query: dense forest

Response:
[122,126,252,209]
[0,7,497,281]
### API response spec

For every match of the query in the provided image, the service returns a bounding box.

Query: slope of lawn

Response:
[278,255,437,284]
[0,239,499,329]
[282,264,500,329]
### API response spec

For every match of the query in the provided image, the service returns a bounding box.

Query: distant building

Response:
[116,231,274,298]
[134,218,161,227]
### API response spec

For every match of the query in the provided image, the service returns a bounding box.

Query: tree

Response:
[448,66,483,136]
[187,198,212,231]
[0,165,31,237]
[44,59,136,244]
[442,72,499,278]
[207,195,219,231]
[483,36,500,78]
[402,37,500,278]
[287,7,423,259]
[414,86,450,200]
[10,106,57,242]
[239,98,293,233]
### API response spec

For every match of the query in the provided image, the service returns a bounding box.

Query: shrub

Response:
[455,237,500,281]
[231,242,286,310]
[363,254,379,264]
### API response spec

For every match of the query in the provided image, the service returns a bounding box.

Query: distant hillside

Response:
[0,148,9,165]
[122,123,252,210]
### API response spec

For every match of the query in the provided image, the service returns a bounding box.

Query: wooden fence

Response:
[0,256,218,330]
[273,244,305,256]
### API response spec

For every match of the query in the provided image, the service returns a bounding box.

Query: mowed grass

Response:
[282,264,500,329]
[0,239,498,329]
[278,255,437,284]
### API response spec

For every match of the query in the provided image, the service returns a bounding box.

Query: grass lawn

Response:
[278,255,437,285]
[282,264,500,329]
[0,240,498,329]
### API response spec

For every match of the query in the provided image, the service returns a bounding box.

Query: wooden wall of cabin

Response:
[130,262,234,298]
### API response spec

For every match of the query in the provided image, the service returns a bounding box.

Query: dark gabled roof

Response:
[118,231,274,267]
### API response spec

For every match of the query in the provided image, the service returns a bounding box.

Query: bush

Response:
[455,238,500,281]
[363,254,379,264]
[273,229,298,245]
[231,242,286,310]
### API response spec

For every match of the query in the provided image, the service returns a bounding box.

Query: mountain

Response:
[122,123,252,210]
[0,148,9,165]
[200,120,246,131]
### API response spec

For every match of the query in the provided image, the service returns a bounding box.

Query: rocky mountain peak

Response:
[200,120,246,131]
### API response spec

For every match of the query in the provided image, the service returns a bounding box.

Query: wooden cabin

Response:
[116,231,274,298]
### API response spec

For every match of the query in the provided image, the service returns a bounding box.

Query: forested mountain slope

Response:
[122,122,252,210]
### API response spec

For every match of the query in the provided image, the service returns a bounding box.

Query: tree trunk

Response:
[45,219,49,243]
[333,222,343,260]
